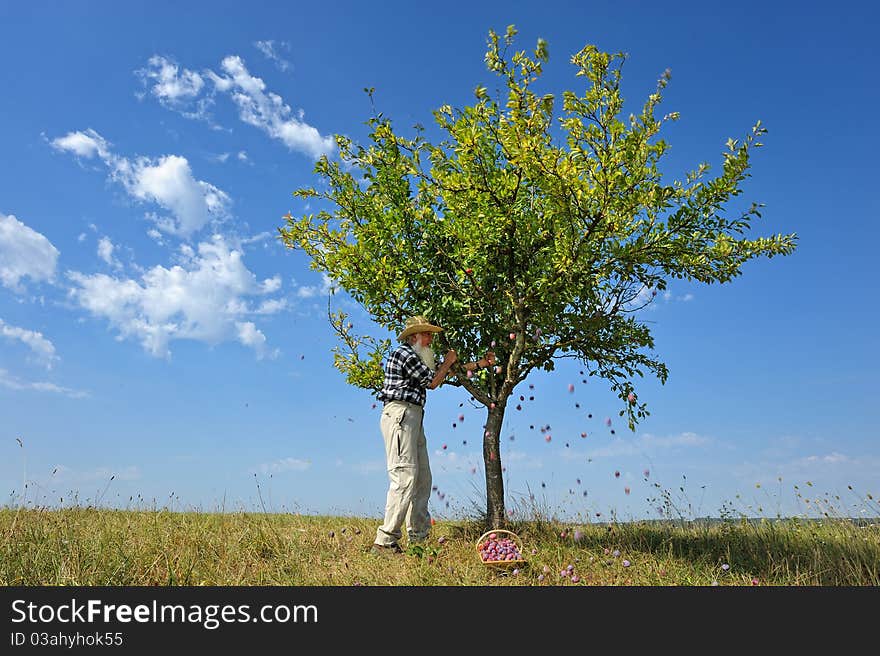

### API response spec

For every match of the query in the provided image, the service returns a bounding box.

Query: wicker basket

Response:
[476,529,527,568]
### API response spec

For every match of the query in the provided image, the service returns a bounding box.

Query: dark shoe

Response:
[370,543,403,555]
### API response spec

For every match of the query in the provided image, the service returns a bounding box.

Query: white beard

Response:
[412,341,437,371]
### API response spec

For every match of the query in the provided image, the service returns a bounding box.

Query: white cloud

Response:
[0,213,60,292]
[260,275,282,293]
[49,128,111,159]
[138,52,334,159]
[625,284,656,310]
[211,56,334,160]
[120,154,232,236]
[661,289,695,303]
[252,457,311,475]
[0,319,59,369]
[795,452,852,466]
[728,450,880,494]
[254,40,292,72]
[240,232,274,248]
[51,130,231,237]
[586,431,711,458]
[66,235,284,359]
[255,298,287,315]
[237,150,249,162]
[296,272,334,298]
[140,55,204,101]
[97,236,123,269]
[236,321,280,360]
[0,368,88,398]
[146,227,165,245]
[135,56,212,121]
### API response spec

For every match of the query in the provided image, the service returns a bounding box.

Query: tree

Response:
[279,26,797,528]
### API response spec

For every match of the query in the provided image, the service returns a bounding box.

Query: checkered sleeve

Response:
[378,344,434,406]
[401,349,434,388]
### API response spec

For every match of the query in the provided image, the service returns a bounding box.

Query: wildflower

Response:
[571,575,580,583]
[512,568,520,576]
[538,574,545,582]
[542,565,550,574]
[612,549,620,557]
[711,580,719,586]
[573,530,583,541]
[751,578,760,585]
[623,560,631,567]
[721,563,730,571]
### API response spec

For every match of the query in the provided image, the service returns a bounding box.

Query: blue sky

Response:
[1,0,877,522]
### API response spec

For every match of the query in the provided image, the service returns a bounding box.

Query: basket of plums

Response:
[476,529,527,569]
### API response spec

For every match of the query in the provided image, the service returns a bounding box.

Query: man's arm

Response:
[427,350,457,389]
[461,350,496,372]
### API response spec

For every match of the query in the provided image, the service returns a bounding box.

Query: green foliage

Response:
[404,543,441,559]
[280,27,799,527]
[279,26,796,428]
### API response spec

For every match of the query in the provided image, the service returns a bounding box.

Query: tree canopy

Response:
[279,26,797,526]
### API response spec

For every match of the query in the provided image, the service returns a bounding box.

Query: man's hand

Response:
[428,350,458,390]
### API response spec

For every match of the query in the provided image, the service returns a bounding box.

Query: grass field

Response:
[3,504,878,586]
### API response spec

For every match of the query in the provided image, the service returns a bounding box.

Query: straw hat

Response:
[398,315,443,341]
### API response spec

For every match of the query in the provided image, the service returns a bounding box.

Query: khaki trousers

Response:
[374,400,432,546]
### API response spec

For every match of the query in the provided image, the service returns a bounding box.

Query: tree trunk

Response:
[483,400,507,528]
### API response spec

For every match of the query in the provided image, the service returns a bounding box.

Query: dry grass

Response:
[2,505,877,586]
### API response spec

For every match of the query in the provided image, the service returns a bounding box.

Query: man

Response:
[371,315,495,555]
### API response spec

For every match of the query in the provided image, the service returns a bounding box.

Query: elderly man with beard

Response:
[371,315,495,555]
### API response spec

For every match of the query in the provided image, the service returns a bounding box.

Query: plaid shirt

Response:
[377,343,435,407]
